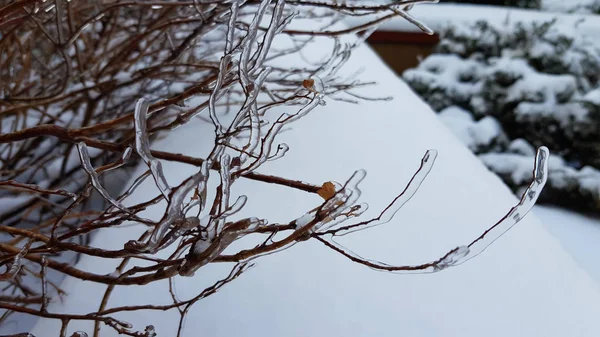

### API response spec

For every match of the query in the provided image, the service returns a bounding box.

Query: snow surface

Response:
[345,3,600,36]
[28,29,600,337]
[543,0,600,13]
[535,206,600,284]
[438,106,506,152]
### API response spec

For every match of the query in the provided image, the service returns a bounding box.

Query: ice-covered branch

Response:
[316,147,550,273]
[319,149,437,236]
[134,98,172,200]
[3,1,512,335]
[77,142,132,214]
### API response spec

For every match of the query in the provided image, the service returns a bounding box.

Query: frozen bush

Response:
[438,106,508,153]
[543,0,600,14]
[403,19,600,213]
[481,149,600,212]
[1,1,551,336]
[447,0,541,8]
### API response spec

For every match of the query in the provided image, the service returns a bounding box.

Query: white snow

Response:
[480,151,600,195]
[508,138,537,156]
[438,106,505,152]
[27,26,600,337]
[583,88,600,105]
[345,3,600,36]
[543,0,600,13]
[535,205,600,284]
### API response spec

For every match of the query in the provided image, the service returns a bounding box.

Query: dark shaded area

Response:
[443,0,541,8]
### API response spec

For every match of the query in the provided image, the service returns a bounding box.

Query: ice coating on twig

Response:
[252,0,285,73]
[180,217,266,276]
[208,56,231,135]
[125,165,210,253]
[316,147,550,274]
[432,246,470,271]
[214,153,232,234]
[217,195,248,220]
[76,142,131,214]
[461,146,550,262]
[134,98,172,200]
[234,68,272,167]
[328,150,437,236]
[239,0,271,90]
[390,6,434,35]
[100,147,133,175]
[267,143,290,161]
[275,10,299,35]
[0,0,464,333]
[225,1,239,55]
[292,169,367,237]
[239,95,322,175]
[0,241,30,281]
[317,203,369,233]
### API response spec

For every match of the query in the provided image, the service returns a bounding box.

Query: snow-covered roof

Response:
[346,3,600,36]
[29,25,600,337]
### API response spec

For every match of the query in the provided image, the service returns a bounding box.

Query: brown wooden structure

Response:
[367,30,440,75]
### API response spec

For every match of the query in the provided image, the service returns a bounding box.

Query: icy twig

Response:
[0,240,33,281]
[134,98,172,200]
[76,142,131,214]
[320,150,437,236]
[125,165,210,253]
[0,180,77,200]
[316,147,550,273]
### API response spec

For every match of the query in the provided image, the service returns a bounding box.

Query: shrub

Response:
[404,19,600,212]
[0,1,550,336]
[446,0,541,9]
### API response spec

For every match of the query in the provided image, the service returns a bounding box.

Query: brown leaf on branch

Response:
[317,181,336,200]
[302,78,315,91]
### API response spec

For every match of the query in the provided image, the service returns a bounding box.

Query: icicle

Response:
[334,150,437,236]
[217,195,248,220]
[252,0,286,74]
[76,142,131,214]
[125,166,209,253]
[236,67,272,166]
[208,56,230,135]
[275,11,299,34]
[390,7,434,35]
[215,153,232,234]
[134,98,171,200]
[238,0,271,90]
[460,146,550,262]
[225,1,240,55]
[267,143,289,161]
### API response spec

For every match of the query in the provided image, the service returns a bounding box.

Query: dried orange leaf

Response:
[303,78,315,91]
[317,181,336,200]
